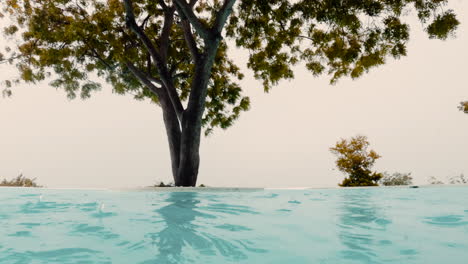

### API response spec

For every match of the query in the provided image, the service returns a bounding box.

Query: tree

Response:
[0,1,459,186]
[459,101,468,114]
[330,135,383,187]
[380,172,413,186]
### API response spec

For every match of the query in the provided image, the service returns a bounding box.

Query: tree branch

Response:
[173,0,212,41]
[140,14,151,28]
[158,0,169,11]
[148,75,163,85]
[181,19,200,61]
[124,0,184,120]
[298,35,314,41]
[212,0,237,34]
[0,55,22,64]
[125,62,162,97]
[159,6,175,63]
[123,0,164,65]
[182,0,237,116]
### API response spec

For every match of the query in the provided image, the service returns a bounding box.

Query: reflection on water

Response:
[337,190,393,263]
[144,192,266,263]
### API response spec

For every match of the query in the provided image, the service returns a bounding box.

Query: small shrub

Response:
[153,181,174,187]
[0,174,41,187]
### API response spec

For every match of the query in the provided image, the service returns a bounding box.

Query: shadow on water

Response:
[141,192,267,264]
[337,190,393,264]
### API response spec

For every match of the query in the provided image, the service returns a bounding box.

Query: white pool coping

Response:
[1,184,467,192]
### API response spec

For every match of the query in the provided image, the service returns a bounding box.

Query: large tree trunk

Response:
[162,117,201,187]
[175,111,202,186]
[159,79,204,187]
[164,59,213,187]
[162,106,203,187]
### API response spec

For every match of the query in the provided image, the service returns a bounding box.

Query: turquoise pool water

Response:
[1,187,467,264]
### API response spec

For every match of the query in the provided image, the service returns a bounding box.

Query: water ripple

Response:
[91,211,117,218]
[8,231,32,237]
[71,224,120,240]
[215,224,252,232]
[424,215,468,227]
[202,203,259,215]
[19,201,73,214]
[0,248,107,264]
[18,222,42,228]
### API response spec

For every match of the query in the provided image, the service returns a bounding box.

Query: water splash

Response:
[99,203,105,212]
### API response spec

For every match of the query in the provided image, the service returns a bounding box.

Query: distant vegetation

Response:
[153,181,207,187]
[459,101,468,114]
[153,181,174,187]
[428,174,467,185]
[330,135,383,187]
[448,174,467,184]
[380,172,413,186]
[331,135,468,188]
[0,174,41,187]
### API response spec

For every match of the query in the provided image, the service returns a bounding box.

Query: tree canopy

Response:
[330,135,383,187]
[0,0,460,133]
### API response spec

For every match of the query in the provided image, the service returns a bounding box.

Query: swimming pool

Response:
[1,186,467,263]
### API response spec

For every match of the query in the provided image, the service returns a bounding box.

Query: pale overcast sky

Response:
[0,1,467,188]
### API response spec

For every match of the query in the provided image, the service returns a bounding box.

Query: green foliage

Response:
[0,0,248,134]
[426,11,459,39]
[330,135,383,187]
[0,0,459,134]
[380,172,413,186]
[0,174,41,187]
[227,0,459,87]
[459,101,468,114]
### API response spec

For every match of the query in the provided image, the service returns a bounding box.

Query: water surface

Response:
[1,187,467,263]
